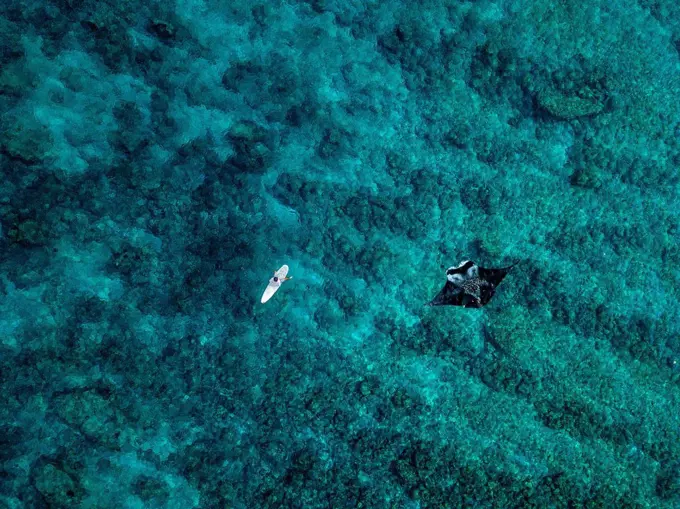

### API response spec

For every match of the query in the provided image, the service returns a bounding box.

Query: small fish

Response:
[427,260,515,308]
[260,265,292,303]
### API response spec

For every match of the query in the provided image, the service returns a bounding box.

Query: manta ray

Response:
[427,260,515,308]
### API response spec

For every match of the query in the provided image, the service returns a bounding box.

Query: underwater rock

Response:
[657,460,680,500]
[0,121,53,165]
[227,120,273,174]
[7,219,49,247]
[53,390,124,448]
[0,424,24,461]
[569,166,603,189]
[132,474,170,504]
[147,19,176,41]
[221,60,264,92]
[537,89,604,120]
[0,18,23,66]
[34,464,81,507]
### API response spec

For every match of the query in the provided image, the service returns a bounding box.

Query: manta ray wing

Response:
[477,264,514,288]
[427,281,463,307]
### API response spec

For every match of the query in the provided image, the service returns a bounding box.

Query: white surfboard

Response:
[260,265,290,303]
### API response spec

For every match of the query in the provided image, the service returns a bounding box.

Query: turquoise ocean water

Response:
[1,0,680,507]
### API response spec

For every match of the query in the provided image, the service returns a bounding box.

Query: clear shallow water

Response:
[1,0,680,507]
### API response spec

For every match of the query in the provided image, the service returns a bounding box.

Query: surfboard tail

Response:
[261,284,279,303]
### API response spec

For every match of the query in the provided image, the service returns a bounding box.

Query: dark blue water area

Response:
[1,0,680,507]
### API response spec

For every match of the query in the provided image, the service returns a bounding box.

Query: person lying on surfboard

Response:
[261,265,292,303]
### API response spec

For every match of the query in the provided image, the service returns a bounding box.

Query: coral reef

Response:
[1,0,679,507]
